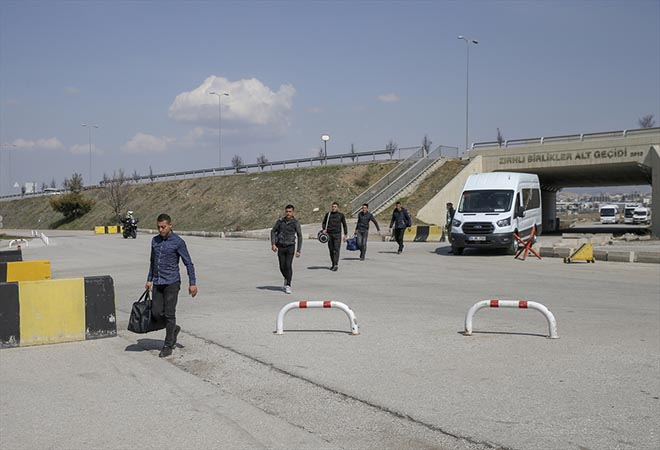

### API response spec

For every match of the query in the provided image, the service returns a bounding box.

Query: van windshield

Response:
[458,190,513,213]
[600,209,616,216]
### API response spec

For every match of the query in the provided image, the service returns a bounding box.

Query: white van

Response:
[599,205,619,224]
[632,207,650,225]
[450,172,542,255]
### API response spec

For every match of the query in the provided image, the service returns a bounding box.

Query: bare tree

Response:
[132,170,140,183]
[41,182,48,192]
[318,146,325,163]
[386,140,398,159]
[497,128,505,147]
[256,154,269,171]
[50,178,57,189]
[103,169,130,220]
[638,114,656,128]
[148,166,155,182]
[232,154,244,173]
[421,135,432,155]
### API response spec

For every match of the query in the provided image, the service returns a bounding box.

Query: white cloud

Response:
[64,86,80,94]
[377,93,400,103]
[13,137,64,151]
[307,106,323,113]
[121,133,174,154]
[70,143,102,155]
[168,76,296,137]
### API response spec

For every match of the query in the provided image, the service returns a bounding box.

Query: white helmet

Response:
[127,211,134,215]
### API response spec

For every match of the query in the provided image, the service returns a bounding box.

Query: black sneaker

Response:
[172,325,181,348]
[331,266,338,271]
[159,346,173,358]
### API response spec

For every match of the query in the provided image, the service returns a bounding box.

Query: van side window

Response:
[522,188,540,211]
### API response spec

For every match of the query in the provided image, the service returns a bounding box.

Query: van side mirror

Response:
[515,205,525,218]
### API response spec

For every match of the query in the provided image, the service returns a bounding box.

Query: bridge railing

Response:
[471,127,660,150]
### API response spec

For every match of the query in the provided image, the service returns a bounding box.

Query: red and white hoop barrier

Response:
[276,301,359,335]
[464,300,559,339]
[8,239,29,249]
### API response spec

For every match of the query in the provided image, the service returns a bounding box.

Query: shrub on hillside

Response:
[49,193,95,220]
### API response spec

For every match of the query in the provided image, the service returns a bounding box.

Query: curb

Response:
[538,246,660,264]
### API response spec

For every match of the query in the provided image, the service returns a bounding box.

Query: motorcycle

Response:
[121,217,138,239]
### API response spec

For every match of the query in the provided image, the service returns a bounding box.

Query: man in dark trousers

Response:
[145,213,197,358]
[354,203,380,261]
[445,202,456,251]
[389,201,412,254]
[321,202,348,271]
[271,204,302,294]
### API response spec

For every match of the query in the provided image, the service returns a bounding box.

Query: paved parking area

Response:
[1,230,659,450]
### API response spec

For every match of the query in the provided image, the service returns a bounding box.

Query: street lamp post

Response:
[321,134,330,164]
[81,123,99,186]
[210,91,229,168]
[458,35,478,152]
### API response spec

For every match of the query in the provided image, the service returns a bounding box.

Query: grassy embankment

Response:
[0,159,468,232]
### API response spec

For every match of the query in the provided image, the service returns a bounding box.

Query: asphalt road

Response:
[1,230,659,450]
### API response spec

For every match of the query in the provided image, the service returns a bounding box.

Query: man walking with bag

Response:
[321,202,348,271]
[271,204,302,294]
[389,201,412,254]
[145,213,197,358]
[354,203,380,261]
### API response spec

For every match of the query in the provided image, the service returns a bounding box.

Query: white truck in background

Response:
[623,204,638,224]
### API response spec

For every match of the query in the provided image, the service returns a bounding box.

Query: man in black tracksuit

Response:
[321,202,348,271]
[271,204,303,294]
[389,201,412,254]
[354,203,380,261]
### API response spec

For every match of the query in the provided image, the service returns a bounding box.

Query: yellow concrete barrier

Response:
[18,278,86,346]
[4,260,51,282]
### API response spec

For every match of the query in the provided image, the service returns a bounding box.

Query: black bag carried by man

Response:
[127,289,153,334]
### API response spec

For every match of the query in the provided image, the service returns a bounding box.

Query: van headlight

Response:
[452,218,462,227]
[496,216,511,227]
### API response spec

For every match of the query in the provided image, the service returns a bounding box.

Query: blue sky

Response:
[1,0,659,195]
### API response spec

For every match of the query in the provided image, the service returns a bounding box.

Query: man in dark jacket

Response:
[321,202,348,271]
[271,204,302,294]
[389,201,412,254]
[354,203,380,261]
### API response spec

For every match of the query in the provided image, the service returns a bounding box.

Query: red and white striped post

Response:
[464,299,559,339]
[276,300,359,335]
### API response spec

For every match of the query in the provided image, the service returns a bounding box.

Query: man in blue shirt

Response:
[145,213,197,357]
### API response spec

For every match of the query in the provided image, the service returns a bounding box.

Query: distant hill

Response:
[0,159,467,231]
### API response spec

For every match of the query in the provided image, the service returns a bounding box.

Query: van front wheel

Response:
[507,235,518,255]
[453,247,464,255]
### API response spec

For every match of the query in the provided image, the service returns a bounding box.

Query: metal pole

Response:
[218,98,222,168]
[88,126,92,186]
[465,43,470,153]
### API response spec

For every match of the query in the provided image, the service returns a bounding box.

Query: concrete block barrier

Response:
[94,226,123,234]
[607,251,635,263]
[0,248,23,263]
[0,275,116,348]
[0,260,51,282]
[636,252,660,264]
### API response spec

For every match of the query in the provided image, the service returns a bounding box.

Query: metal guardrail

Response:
[0,146,410,201]
[470,127,660,150]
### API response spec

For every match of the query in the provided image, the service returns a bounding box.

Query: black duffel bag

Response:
[127,289,153,334]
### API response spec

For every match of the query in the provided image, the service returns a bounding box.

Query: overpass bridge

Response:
[417,128,660,237]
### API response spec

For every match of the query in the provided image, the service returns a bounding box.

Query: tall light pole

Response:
[458,35,478,152]
[81,123,99,186]
[321,134,330,164]
[210,91,229,168]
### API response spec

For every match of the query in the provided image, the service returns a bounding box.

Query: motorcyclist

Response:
[122,210,139,238]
